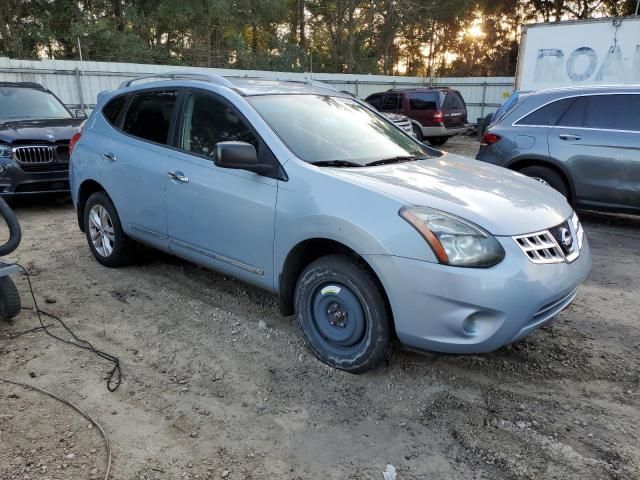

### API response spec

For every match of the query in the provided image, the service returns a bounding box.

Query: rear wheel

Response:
[0,276,21,320]
[294,255,390,373]
[84,192,136,267]
[518,166,569,199]
[428,136,448,146]
[412,124,424,142]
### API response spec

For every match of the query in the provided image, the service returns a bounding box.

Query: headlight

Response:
[399,206,505,267]
[0,145,12,159]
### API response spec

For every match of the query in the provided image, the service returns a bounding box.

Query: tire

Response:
[0,276,21,320]
[412,124,424,142]
[0,195,21,257]
[428,136,448,146]
[84,191,136,267]
[294,254,390,373]
[518,166,569,199]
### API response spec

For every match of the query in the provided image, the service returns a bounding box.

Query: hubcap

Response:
[309,283,366,350]
[88,205,115,257]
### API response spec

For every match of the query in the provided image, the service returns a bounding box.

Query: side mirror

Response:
[74,109,87,119]
[214,141,272,175]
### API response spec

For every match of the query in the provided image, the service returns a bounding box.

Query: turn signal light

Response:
[433,111,444,123]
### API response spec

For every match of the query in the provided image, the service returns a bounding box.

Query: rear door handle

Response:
[167,171,189,183]
[102,152,117,162]
[559,134,581,141]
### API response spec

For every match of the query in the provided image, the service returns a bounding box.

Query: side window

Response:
[180,92,258,159]
[366,94,383,109]
[557,97,587,127]
[443,92,465,109]
[584,94,640,132]
[102,95,128,127]
[380,94,400,111]
[516,97,574,126]
[409,92,438,110]
[122,90,177,144]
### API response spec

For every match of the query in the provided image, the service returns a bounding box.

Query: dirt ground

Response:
[1,135,639,480]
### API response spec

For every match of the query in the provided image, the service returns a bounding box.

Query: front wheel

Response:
[428,136,448,146]
[84,191,136,267]
[294,255,390,373]
[412,124,424,142]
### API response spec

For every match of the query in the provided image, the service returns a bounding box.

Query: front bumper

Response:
[363,236,591,354]
[0,162,69,195]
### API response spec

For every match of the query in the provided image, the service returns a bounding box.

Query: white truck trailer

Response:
[516,16,640,91]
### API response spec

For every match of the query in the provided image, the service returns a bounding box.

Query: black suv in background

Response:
[365,87,468,146]
[0,82,85,195]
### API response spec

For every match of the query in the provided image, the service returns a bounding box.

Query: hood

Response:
[329,153,573,236]
[0,118,83,144]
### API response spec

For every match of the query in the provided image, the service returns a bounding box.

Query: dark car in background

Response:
[365,87,468,146]
[476,86,640,215]
[0,82,85,196]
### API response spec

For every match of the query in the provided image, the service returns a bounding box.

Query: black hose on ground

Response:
[0,196,21,256]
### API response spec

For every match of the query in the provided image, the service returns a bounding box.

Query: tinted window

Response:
[180,92,258,158]
[102,95,128,126]
[557,97,587,127]
[584,94,640,132]
[443,92,465,109]
[517,97,574,126]
[122,90,177,144]
[409,92,438,110]
[0,87,71,121]
[380,94,401,111]
[366,94,383,109]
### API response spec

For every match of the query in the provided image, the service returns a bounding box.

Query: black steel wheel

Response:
[294,255,390,373]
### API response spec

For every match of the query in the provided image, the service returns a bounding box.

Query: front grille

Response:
[14,145,55,164]
[393,120,413,134]
[12,144,70,172]
[513,213,585,265]
[513,230,565,264]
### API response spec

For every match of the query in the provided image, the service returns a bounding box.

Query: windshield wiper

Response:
[366,155,425,167]
[310,160,363,168]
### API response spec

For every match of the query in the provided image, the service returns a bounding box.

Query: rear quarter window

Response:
[122,90,178,145]
[102,95,128,126]
[442,91,465,109]
[409,92,438,110]
[516,97,575,126]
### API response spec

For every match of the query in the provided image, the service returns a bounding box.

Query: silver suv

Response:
[70,73,591,372]
[477,85,640,214]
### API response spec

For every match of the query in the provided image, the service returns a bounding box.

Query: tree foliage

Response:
[0,0,635,76]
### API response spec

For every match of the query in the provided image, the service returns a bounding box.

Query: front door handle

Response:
[102,152,117,162]
[559,134,581,141]
[167,171,189,183]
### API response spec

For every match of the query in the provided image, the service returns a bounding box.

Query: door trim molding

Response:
[170,239,264,276]
[130,224,168,240]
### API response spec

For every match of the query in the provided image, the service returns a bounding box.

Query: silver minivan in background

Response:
[477,86,640,215]
[70,74,591,373]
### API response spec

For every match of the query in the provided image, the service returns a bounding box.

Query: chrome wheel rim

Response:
[532,177,550,187]
[88,205,115,257]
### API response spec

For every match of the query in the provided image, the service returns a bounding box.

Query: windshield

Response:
[247,94,428,165]
[0,87,72,121]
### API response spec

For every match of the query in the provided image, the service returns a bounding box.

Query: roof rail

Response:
[119,72,234,89]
